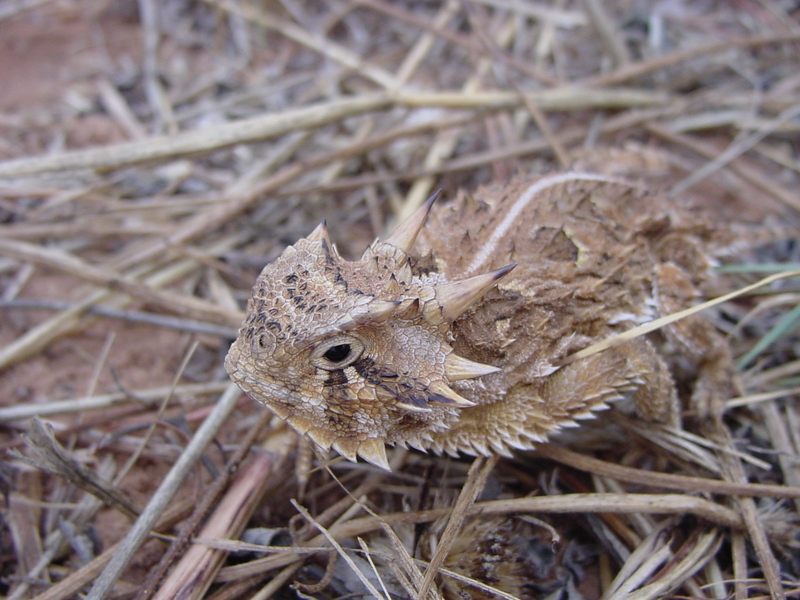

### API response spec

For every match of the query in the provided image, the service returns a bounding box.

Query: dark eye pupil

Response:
[323,344,352,363]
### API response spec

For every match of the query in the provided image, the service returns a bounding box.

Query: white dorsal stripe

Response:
[465,172,625,275]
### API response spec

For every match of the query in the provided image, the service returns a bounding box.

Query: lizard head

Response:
[225,193,514,470]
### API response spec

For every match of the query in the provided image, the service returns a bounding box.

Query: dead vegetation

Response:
[0,0,799,598]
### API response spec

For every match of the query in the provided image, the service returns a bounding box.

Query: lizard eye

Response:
[311,336,365,370]
[324,344,352,362]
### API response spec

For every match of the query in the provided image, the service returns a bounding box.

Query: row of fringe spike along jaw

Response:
[294,191,517,470]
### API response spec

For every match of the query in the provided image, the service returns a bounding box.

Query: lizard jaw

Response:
[288,416,391,470]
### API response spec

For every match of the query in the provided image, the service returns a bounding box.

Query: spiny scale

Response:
[383,190,439,252]
[430,263,517,322]
[444,353,501,381]
[305,220,331,244]
[226,170,742,470]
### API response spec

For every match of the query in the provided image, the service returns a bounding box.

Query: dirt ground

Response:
[1,1,799,599]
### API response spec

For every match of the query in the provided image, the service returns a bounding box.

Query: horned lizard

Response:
[225,170,741,470]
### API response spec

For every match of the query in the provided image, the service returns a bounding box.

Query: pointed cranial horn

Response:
[444,353,501,381]
[395,297,421,319]
[335,299,401,332]
[397,402,433,413]
[428,381,476,407]
[383,190,440,253]
[354,299,401,324]
[396,391,433,413]
[357,438,391,470]
[434,263,516,322]
[306,220,331,244]
[385,273,404,295]
[363,255,380,275]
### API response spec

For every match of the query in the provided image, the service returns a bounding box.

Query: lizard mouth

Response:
[281,384,476,471]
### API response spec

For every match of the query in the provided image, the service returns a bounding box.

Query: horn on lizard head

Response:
[305,220,332,245]
[427,380,476,407]
[428,263,517,322]
[444,353,501,381]
[383,190,440,253]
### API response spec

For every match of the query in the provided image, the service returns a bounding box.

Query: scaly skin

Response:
[225,171,738,470]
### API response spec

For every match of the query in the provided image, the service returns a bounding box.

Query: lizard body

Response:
[225,171,739,469]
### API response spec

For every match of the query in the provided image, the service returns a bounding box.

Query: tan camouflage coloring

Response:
[226,171,736,470]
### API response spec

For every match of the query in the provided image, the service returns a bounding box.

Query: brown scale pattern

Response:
[226,170,744,469]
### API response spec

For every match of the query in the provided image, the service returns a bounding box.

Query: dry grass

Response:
[0,1,799,599]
